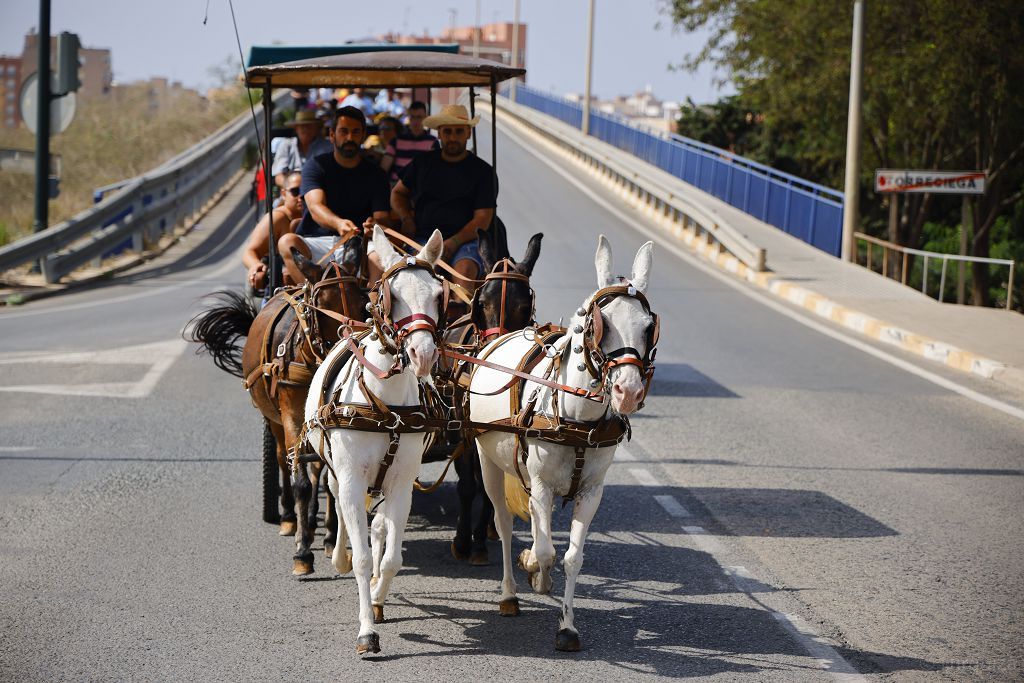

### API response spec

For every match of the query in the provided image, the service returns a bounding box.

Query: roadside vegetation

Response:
[664,0,1024,310]
[0,80,251,247]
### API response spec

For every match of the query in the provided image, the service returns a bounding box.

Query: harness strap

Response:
[368,431,401,498]
[442,347,603,401]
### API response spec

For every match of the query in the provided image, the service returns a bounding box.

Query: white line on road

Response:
[677,524,866,681]
[629,468,660,486]
[653,494,691,517]
[495,116,1024,424]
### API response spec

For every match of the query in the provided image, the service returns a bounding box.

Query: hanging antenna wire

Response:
[226,0,267,178]
[203,0,211,24]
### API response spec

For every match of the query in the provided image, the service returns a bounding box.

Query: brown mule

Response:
[185,238,368,575]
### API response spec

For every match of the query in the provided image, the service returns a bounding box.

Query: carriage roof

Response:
[245,49,526,88]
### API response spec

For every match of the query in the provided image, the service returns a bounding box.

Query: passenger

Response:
[242,171,304,290]
[339,87,376,119]
[374,88,407,118]
[272,110,333,190]
[389,104,496,289]
[278,106,391,285]
[363,115,400,166]
[381,101,439,185]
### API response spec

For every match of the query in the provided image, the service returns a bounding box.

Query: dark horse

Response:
[185,238,368,575]
[439,230,543,566]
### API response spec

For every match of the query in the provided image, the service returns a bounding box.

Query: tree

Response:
[662,0,1024,305]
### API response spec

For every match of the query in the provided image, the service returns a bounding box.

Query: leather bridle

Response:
[579,279,659,405]
[472,258,536,342]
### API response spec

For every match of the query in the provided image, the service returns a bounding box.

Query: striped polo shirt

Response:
[386,131,440,183]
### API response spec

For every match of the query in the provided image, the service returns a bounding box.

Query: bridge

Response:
[1,91,1022,680]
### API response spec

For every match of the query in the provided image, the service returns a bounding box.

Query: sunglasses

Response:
[286,187,301,197]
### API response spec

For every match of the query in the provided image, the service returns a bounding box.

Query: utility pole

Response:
[473,0,481,58]
[840,0,864,261]
[510,0,521,101]
[582,0,595,135]
[33,0,51,234]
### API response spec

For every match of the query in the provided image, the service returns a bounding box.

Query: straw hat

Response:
[423,104,480,129]
[285,110,322,127]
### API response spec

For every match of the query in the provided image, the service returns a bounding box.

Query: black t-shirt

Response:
[297,153,390,238]
[399,150,497,242]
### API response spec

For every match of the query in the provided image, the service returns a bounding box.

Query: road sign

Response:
[19,72,77,135]
[875,169,985,194]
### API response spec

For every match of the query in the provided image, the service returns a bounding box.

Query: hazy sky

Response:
[0,0,729,104]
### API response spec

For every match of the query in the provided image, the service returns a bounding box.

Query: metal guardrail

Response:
[513,84,844,257]
[493,96,766,272]
[855,232,1016,310]
[0,95,277,283]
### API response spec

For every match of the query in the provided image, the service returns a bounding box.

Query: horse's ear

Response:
[477,228,496,273]
[418,229,443,265]
[373,225,402,270]
[518,232,543,276]
[339,234,362,275]
[292,247,323,283]
[595,234,614,287]
[630,241,653,293]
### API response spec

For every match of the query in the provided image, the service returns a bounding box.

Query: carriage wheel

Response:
[262,418,281,524]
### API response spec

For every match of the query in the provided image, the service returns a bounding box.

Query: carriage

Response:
[188,48,659,656]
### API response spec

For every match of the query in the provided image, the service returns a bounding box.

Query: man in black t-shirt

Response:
[278,106,390,284]
[390,104,496,289]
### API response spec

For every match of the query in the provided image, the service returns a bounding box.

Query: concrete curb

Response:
[493,104,1013,385]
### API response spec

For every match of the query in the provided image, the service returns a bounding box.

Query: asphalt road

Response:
[1,122,1022,682]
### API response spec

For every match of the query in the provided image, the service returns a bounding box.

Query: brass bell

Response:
[576,307,586,317]
[573,324,584,334]
[365,302,374,312]
[573,345,583,353]
[369,332,378,341]
[589,379,601,388]
[577,363,586,372]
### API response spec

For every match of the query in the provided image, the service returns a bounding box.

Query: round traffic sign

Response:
[19,71,77,135]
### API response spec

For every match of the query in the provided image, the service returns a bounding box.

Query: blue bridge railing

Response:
[513,84,845,257]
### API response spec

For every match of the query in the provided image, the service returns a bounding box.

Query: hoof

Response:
[529,570,551,595]
[450,541,469,562]
[517,548,535,572]
[324,542,334,559]
[332,548,352,575]
[498,597,520,616]
[555,628,581,652]
[372,604,385,624]
[292,555,314,576]
[487,523,499,541]
[356,633,380,655]
[279,520,297,536]
[469,550,489,566]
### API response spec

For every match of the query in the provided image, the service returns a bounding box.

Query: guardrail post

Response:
[1008,262,1015,311]
[939,257,948,302]
[922,255,929,295]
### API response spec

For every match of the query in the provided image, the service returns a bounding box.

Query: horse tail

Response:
[183,290,258,378]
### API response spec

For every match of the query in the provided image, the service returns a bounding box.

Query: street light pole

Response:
[582,0,595,135]
[510,0,520,101]
[840,0,865,261]
[33,0,52,234]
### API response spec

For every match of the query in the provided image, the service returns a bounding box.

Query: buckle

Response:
[406,256,416,266]
[524,428,542,439]
[446,419,463,431]
[276,342,287,357]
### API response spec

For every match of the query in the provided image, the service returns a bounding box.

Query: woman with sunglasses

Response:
[242,171,305,292]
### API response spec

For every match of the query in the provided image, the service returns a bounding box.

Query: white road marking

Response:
[0,339,187,398]
[629,468,660,486]
[495,116,1024,424]
[0,211,251,321]
[771,612,868,682]
[676,524,866,681]
[653,494,691,517]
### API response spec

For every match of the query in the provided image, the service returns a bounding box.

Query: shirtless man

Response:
[242,171,304,290]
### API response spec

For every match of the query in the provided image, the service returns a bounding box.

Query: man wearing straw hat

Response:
[390,103,496,288]
[272,109,333,189]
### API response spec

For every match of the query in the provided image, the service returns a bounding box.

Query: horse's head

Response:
[472,230,543,341]
[290,237,368,345]
[371,226,446,378]
[579,235,656,415]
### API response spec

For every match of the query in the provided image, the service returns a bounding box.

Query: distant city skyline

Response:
[0,0,730,104]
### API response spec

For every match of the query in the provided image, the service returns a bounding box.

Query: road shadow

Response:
[647,362,740,399]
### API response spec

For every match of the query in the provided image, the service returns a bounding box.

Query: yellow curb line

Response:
[495,104,1007,382]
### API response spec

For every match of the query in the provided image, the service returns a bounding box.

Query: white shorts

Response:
[302,235,341,264]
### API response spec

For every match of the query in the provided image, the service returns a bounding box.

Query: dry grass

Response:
[0,84,250,246]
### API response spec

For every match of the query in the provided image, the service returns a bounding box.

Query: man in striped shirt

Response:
[381,101,440,185]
